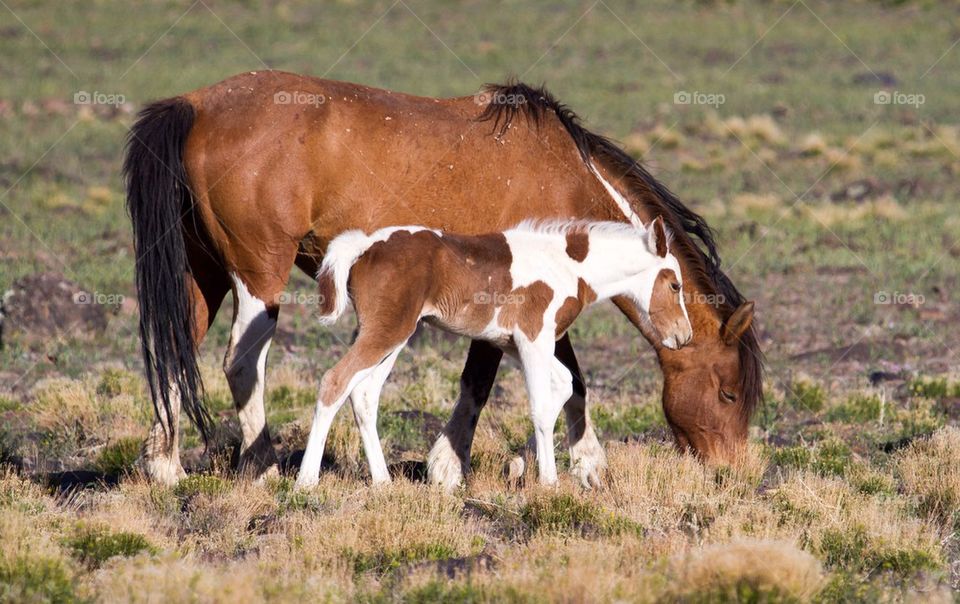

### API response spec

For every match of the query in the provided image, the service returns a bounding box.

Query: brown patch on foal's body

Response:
[554,278,599,337]
[565,231,589,262]
[348,231,562,349]
[496,281,554,341]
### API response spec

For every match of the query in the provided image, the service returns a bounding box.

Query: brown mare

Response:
[123,71,762,486]
[294,219,692,488]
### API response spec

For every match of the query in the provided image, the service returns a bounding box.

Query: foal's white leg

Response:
[517,337,572,485]
[295,366,376,488]
[224,274,279,476]
[350,345,404,485]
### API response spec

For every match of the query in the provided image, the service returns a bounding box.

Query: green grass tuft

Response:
[826,394,884,423]
[0,556,77,603]
[591,403,664,439]
[788,382,826,413]
[93,437,141,477]
[348,542,458,576]
[173,474,229,499]
[67,526,155,568]
[519,493,642,538]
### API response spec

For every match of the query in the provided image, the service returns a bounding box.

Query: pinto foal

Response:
[295,217,693,488]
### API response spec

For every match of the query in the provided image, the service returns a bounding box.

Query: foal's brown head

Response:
[642,217,693,350]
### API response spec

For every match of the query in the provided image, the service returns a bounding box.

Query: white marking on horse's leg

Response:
[138,374,186,485]
[558,359,606,489]
[587,163,645,230]
[569,421,606,489]
[350,345,404,485]
[296,365,376,488]
[225,274,278,474]
[517,337,569,485]
[427,395,480,490]
[427,432,464,491]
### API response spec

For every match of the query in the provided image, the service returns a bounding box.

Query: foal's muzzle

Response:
[660,320,693,350]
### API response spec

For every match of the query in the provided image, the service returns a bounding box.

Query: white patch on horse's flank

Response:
[587,163,645,230]
[226,273,277,457]
[318,226,440,325]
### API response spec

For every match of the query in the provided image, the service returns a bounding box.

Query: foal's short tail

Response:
[122,97,211,444]
[316,230,375,325]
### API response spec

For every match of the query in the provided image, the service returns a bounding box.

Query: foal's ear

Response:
[648,216,669,258]
[721,301,755,346]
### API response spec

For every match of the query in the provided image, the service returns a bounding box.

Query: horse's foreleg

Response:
[427,340,503,490]
[350,344,405,485]
[555,335,607,488]
[224,272,282,478]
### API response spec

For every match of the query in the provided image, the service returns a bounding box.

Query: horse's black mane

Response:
[478,81,764,420]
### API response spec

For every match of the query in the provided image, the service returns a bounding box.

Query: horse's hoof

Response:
[427,435,464,491]
[137,453,187,486]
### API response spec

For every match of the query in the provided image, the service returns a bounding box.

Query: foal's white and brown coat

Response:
[296,218,692,487]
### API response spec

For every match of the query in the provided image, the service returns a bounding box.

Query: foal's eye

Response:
[670,282,681,293]
[720,389,737,403]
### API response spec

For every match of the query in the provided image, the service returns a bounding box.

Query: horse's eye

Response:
[720,389,737,403]
[670,282,681,293]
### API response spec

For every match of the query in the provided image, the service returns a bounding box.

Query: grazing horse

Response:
[295,217,692,488]
[122,71,762,487]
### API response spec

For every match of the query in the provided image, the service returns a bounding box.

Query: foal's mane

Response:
[478,82,764,420]
[510,218,667,244]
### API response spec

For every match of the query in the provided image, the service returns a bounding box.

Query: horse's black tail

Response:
[122,97,211,444]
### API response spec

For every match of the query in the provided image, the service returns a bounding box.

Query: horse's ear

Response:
[648,216,668,258]
[721,301,755,346]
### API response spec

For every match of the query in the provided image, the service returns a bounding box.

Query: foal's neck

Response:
[568,231,657,301]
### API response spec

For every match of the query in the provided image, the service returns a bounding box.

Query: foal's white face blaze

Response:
[628,217,692,350]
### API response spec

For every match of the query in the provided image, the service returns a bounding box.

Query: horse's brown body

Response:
[124,71,761,485]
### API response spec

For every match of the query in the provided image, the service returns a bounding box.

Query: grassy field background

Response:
[1,0,959,601]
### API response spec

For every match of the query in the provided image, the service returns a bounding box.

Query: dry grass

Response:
[4,360,959,602]
[1,388,957,602]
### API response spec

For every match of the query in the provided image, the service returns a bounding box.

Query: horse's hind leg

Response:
[140,253,229,485]
[223,250,297,478]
